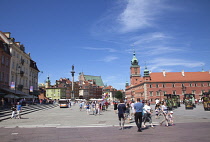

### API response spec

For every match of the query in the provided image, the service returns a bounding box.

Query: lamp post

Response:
[159,89,162,102]
[71,65,75,101]
[14,65,21,104]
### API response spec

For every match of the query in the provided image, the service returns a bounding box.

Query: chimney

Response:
[163,70,166,77]
[182,70,185,76]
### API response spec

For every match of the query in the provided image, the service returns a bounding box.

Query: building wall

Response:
[46,88,66,100]
[126,53,210,103]
[0,32,38,96]
[0,41,11,89]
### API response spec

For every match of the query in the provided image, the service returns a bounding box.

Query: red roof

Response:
[149,71,210,82]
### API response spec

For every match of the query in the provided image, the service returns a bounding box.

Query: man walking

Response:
[134,98,144,132]
[16,102,22,119]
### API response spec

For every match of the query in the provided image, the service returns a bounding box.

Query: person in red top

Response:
[105,101,109,110]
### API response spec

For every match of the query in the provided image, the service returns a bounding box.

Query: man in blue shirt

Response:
[16,102,22,119]
[134,98,144,132]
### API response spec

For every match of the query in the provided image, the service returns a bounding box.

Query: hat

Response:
[170,111,173,114]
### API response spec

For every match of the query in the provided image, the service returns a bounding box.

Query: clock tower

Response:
[130,51,141,86]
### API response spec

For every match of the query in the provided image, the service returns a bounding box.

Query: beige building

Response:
[0,31,39,97]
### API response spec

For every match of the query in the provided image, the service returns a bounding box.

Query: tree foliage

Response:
[115,91,123,100]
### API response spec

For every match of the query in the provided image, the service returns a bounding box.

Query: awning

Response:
[0,88,28,96]
[4,94,20,99]
[23,95,38,98]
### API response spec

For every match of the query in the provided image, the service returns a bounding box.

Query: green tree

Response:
[115,91,123,100]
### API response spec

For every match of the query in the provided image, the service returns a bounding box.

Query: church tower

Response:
[45,76,51,88]
[130,51,141,86]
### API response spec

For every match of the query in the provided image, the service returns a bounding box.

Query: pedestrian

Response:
[105,101,109,110]
[86,102,90,115]
[142,101,154,128]
[134,98,144,132]
[130,101,135,120]
[168,111,174,126]
[114,102,118,114]
[16,102,22,119]
[160,101,169,127]
[125,103,130,121]
[117,99,126,130]
[11,105,16,119]
[96,102,100,115]
[79,102,83,111]
[91,102,96,115]
[68,100,71,108]
[155,103,161,119]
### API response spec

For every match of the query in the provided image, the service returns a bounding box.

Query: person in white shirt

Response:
[155,99,160,104]
[160,101,169,127]
[130,101,135,120]
[142,101,154,128]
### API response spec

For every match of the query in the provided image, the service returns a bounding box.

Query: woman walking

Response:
[160,101,169,127]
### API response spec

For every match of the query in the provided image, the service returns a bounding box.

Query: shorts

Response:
[118,113,124,121]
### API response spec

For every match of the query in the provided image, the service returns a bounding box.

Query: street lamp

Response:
[159,89,162,102]
[71,65,75,101]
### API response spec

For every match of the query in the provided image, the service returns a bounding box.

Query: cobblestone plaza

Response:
[0,103,210,142]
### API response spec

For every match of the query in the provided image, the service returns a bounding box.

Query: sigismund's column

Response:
[71,65,75,101]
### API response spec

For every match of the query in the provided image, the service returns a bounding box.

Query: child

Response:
[168,111,174,126]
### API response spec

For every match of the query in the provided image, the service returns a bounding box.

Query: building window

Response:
[172,90,176,94]
[163,84,165,88]
[182,84,185,87]
[156,91,160,96]
[190,83,192,87]
[172,83,175,88]
[192,90,196,94]
[149,91,153,96]
[201,90,205,94]
[195,83,197,87]
[1,55,5,64]
[156,84,159,88]
[150,84,152,88]
[201,83,204,87]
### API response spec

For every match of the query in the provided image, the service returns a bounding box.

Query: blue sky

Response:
[1,0,210,90]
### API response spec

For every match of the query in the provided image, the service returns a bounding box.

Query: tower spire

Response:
[131,50,138,65]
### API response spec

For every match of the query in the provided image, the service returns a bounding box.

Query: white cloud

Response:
[98,55,119,62]
[143,46,184,56]
[118,0,164,33]
[84,47,117,52]
[131,32,172,45]
[149,58,204,71]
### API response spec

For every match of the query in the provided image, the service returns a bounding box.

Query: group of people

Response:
[79,101,109,115]
[10,102,22,119]
[155,101,174,127]
[116,98,174,132]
